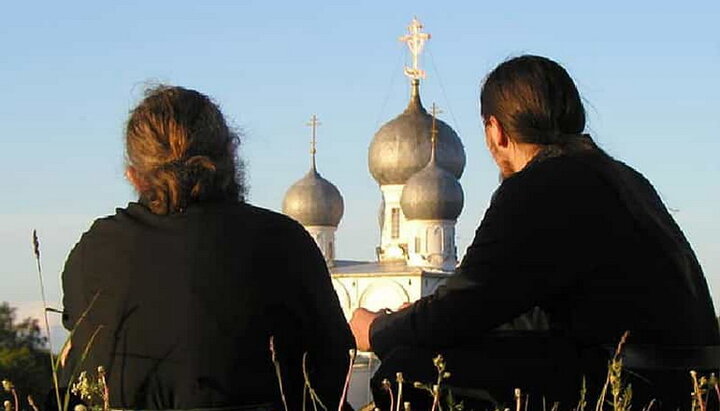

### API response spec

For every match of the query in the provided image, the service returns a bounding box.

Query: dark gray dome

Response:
[283,168,344,227]
[400,159,464,221]
[368,81,466,185]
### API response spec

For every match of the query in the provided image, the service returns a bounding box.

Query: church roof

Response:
[282,167,344,227]
[330,260,453,277]
[367,80,466,185]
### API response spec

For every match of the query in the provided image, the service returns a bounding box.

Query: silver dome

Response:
[400,160,464,221]
[283,168,344,227]
[368,81,466,186]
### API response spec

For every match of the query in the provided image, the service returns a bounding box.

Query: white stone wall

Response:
[331,273,449,320]
[378,184,408,261]
[405,219,458,271]
[305,225,337,267]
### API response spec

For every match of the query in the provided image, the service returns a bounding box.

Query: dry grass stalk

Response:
[575,376,587,411]
[595,331,630,411]
[302,352,327,411]
[32,230,63,411]
[55,292,102,372]
[338,349,357,411]
[269,336,289,411]
[430,384,440,411]
[641,398,656,411]
[690,370,706,411]
[64,325,104,411]
[27,395,39,411]
[382,378,395,411]
[395,372,405,411]
[1,380,18,411]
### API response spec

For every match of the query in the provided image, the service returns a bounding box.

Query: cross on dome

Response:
[306,114,321,171]
[399,17,431,81]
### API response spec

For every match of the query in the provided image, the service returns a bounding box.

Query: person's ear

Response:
[125,166,145,192]
[487,116,509,148]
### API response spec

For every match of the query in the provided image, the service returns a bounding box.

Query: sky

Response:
[0,0,718,343]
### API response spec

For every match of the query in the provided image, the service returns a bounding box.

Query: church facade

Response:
[281,18,466,321]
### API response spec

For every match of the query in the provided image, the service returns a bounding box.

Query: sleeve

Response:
[281,222,356,409]
[370,171,596,358]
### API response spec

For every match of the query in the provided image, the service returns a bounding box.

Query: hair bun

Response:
[184,155,217,173]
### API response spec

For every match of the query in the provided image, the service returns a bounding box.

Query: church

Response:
[281,18,466,323]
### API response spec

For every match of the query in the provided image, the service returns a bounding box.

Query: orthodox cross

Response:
[430,103,442,160]
[399,17,431,80]
[306,114,321,170]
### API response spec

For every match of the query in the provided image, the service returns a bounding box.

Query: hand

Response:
[349,308,381,352]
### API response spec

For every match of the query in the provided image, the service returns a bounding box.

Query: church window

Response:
[391,208,400,239]
[428,226,443,254]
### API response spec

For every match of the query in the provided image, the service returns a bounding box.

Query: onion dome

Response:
[282,114,344,227]
[401,164,463,220]
[400,108,464,221]
[368,80,466,185]
[283,168,344,227]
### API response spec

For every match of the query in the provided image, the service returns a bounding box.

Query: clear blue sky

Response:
[1,0,718,341]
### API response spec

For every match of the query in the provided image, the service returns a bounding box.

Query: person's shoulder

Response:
[239,202,311,241]
[82,202,146,234]
[240,203,303,229]
[507,152,610,191]
[493,152,618,211]
[65,204,139,256]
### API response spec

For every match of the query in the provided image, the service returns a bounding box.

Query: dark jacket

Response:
[61,201,354,410]
[370,150,719,358]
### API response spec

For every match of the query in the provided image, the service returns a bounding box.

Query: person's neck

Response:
[509,143,543,174]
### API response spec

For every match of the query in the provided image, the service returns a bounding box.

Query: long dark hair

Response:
[480,55,595,155]
[125,85,245,215]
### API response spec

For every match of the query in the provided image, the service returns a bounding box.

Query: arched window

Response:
[427,226,443,254]
[391,208,400,239]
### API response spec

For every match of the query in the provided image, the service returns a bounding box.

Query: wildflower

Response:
[1,380,13,392]
[3,400,11,411]
[433,355,446,373]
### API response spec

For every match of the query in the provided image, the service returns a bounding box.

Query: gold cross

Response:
[399,17,431,80]
[306,114,321,170]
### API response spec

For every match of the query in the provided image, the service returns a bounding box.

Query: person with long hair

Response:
[350,55,719,409]
[60,86,354,410]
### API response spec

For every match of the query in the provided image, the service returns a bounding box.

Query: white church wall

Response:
[378,184,408,261]
[406,220,458,271]
[305,225,337,267]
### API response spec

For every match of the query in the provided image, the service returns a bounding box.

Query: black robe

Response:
[60,201,354,410]
[370,148,719,407]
